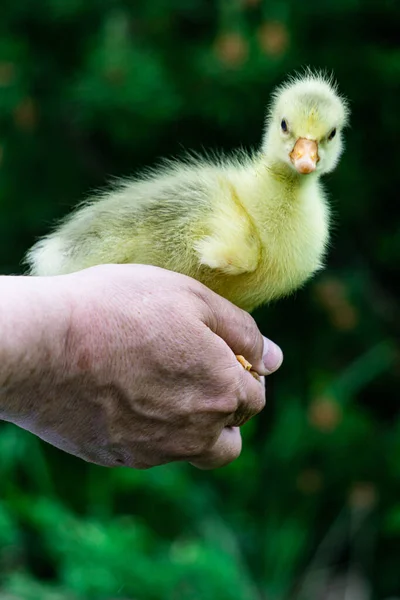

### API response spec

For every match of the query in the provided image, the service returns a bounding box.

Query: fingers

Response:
[189,360,266,469]
[226,369,266,428]
[197,286,283,376]
[190,426,242,469]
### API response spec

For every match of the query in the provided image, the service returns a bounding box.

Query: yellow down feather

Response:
[26,71,349,313]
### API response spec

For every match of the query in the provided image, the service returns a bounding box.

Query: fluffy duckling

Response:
[26,71,349,314]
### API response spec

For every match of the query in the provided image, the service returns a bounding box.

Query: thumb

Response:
[197,287,283,376]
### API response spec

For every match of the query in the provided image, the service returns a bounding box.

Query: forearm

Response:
[0,275,71,425]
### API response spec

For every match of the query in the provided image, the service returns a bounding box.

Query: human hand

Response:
[0,265,283,469]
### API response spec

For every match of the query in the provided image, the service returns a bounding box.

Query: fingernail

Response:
[263,337,283,374]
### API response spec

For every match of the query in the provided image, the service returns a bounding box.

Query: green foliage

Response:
[0,0,399,598]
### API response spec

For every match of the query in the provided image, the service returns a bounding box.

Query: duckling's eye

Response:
[281,119,288,133]
[328,128,336,141]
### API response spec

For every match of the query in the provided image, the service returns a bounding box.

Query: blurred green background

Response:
[0,0,399,598]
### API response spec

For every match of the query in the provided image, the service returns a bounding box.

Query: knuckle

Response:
[242,310,257,333]
[178,435,214,459]
[217,393,239,416]
[242,314,262,353]
[250,385,266,414]
[231,382,265,426]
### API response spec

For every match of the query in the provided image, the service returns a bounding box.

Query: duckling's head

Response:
[263,71,349,176]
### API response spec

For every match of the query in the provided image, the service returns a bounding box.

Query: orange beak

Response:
[289,138,319,174]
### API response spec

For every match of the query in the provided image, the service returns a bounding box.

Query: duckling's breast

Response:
[209,185,330,312]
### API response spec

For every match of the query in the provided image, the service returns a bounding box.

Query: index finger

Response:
[196,286,283,376]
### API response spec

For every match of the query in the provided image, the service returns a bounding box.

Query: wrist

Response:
[0,275,73,425]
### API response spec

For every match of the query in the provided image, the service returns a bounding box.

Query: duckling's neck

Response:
[262,154,319,191]
[237,153,322,227]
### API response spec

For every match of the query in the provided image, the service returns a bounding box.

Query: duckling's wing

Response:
[194,180,261,276]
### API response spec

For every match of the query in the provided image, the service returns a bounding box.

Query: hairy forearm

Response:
[0,275,70,425]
